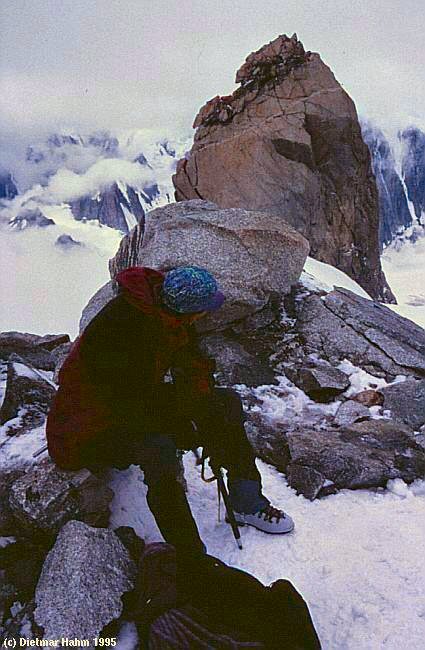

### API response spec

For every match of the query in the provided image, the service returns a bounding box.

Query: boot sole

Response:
[225,517,295,535]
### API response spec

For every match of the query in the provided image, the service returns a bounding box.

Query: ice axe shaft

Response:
[212,464,243,550]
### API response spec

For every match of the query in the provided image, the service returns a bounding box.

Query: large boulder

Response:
[8,458,113,536]
[0,355,56,434]
[34,521,137,641]
[173,33,394,303]
[109,200,309,330]
[79,280,117,333]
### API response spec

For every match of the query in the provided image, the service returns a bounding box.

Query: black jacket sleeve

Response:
[170,325,216,399]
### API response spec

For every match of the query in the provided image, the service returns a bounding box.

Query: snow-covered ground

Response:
[382,227,425,329]
[108,454,425,650]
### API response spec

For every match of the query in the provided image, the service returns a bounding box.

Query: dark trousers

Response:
[83,387,264,554]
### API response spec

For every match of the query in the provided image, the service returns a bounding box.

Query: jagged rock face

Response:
[400,127,425,221]
[109,199,309,331]
[362,122,412,247]
[70,182,148,233]
[0,172,18,200]
[173,33,394,303]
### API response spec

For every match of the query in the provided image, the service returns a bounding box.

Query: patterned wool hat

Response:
[162,266,225,314]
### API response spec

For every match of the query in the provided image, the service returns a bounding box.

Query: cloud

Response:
[1,0,424,147]
[43,158,155,203]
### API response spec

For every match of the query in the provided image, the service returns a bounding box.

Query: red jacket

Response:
[46,267,215,470]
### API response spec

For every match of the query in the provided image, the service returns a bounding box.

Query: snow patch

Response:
[0,420,47,469]
[302,257,372,299]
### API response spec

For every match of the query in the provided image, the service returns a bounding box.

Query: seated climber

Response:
[46,265,294,554]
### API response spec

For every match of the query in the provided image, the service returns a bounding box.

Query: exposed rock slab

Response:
[0,355,56,433]
[109,200,309,331]
[381,379,425,430]
[295,287,425,379]
[8,458,113,536]
[34,521,136,641]
[173,33,393,302]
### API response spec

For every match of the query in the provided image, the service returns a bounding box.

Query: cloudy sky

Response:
[1,0,424,139]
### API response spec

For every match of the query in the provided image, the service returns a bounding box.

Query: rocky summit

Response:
[173,33,394,303]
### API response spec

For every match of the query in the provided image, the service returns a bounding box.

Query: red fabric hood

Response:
[115,266,187,329]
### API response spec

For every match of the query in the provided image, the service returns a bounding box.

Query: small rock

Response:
[34,521,137,641]
[352,389,384,407]
[286,365,350,402]
[334,400,370,426]
[32,334,71,351]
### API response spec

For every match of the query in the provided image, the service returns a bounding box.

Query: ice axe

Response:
[200,447,243,550]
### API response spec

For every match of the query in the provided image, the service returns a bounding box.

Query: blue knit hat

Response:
[162,266,225,314]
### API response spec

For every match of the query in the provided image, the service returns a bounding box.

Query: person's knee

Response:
[213,387,245,424]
